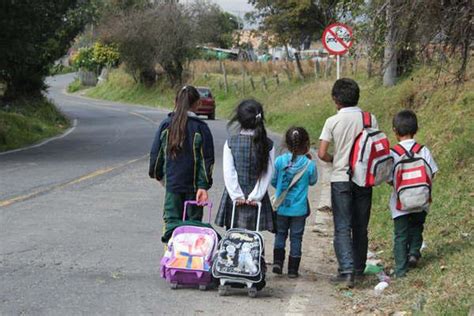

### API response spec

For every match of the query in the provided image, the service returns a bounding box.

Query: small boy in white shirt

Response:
[389,110,438,277]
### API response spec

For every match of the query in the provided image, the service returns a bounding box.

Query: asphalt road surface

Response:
[0,74,331,315]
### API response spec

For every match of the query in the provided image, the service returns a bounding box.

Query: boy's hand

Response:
[196,189,208,204]
[318,140,333,163]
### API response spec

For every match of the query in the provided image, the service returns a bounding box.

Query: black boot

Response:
[330,273,354,288]
[272,248,285,274]
[288,256,301,278]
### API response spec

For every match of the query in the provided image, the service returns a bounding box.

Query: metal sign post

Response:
[322,23,353,80]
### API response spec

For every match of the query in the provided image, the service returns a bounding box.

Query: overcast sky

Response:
[212,0,254,15]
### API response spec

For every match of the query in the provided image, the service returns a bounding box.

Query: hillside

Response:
[85,65,473,314]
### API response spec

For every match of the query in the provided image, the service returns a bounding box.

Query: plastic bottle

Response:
[374,281,389,295]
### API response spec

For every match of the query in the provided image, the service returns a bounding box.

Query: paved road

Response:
[0,74,341,315]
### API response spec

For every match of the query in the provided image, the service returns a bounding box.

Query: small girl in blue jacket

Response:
[272,127,317,278]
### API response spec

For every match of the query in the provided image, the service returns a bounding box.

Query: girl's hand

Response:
[246,200,257,206]
[236,199,246,206]
[196,189,208,204]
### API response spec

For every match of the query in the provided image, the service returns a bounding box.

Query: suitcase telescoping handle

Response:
[230,200,262,232]
[183,200,213,223]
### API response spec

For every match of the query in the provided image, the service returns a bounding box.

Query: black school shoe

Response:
[288,256,301,278]
[330,273,354,288]
[408,255,419,268]
[272,248,285,274]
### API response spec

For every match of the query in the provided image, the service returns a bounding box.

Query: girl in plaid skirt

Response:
[215,99,275,232]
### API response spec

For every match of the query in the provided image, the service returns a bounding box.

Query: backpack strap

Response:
[362,111,372,128]
[391,144,408,156]
[410,142,424,154]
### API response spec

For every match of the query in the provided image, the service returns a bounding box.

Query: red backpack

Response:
[348,112,393,187]
[391,143,433,211]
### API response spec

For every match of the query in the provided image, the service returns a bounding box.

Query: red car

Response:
[196,87,216,120]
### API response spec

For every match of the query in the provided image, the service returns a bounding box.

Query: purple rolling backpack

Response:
[160,201,218,290]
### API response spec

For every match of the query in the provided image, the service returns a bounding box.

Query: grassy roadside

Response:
[0,97,70,152]
[85,66,473,314]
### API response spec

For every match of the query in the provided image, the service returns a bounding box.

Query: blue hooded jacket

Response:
[271,153,317,217]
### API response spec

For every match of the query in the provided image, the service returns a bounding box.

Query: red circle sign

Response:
[322,23,353,55]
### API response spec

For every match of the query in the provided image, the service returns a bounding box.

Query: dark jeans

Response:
[393,211,427,277]
[274,215,306,257]
[331,181,372,275]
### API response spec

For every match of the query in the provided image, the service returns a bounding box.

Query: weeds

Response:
[0,98,69,151]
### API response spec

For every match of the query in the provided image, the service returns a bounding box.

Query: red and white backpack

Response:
[391,143,433,211]
[348,112,393,187]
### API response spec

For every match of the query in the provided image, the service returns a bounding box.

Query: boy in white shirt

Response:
[318,78,379,288]
[389,110,438,277]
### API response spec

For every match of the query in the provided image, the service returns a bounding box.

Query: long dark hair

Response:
[285,127,310,162]
[229,99,269,178]
[168,85,200,159]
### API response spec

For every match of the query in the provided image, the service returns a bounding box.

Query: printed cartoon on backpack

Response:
[214,231,262,276]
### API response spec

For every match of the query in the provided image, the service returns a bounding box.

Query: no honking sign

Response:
[322,23,353,55]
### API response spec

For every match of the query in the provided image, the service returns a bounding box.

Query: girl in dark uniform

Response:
[216,99,274,232]
[149,86,214,242]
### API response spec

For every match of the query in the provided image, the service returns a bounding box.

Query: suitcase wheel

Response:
[218,285,229,296]
[170,282,178,290]
[199,284,207,291]
[248,287,257,298]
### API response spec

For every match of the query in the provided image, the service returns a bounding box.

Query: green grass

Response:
[49,64,75,76]
[0,97,70,152]
[87,65,473,314]
[86,70,176,107]
[67,78,88,93]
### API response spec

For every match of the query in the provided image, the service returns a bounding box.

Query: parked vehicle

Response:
[196,87,216,120]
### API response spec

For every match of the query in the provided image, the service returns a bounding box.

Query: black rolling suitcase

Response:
[212,201,266,298]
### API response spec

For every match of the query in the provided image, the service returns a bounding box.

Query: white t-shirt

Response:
[389,139,439,219]
[319,106,378,182]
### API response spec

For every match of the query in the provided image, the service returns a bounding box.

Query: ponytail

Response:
[168,85,200,159]
[285,127,310,162]
[229,99,269,178]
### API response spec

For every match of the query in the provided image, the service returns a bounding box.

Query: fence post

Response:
[233,82,239,95]
[241,67,246,96]
[282,64,292,81]
[314,60,320,79]
[274,73,280,86]
[220,59,228,94]
[249,76,256,91]
[261,76,268,91]
[325,58,332,79]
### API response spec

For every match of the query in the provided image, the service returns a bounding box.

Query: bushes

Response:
[92,42,120,69]
[71,43,120,73]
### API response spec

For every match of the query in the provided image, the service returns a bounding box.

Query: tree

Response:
[249,0,341,78]
[99,2,196,86]
[189,0,239,48]
[371,0,473,85]
[0,0,93,101]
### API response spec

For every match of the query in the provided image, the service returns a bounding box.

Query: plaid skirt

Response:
[215,189,275,232]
